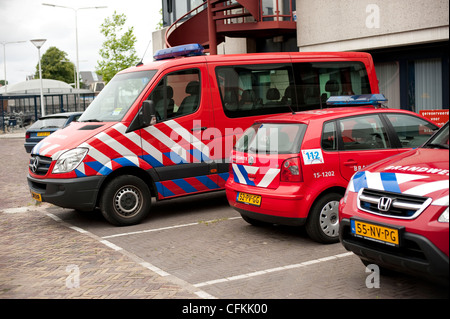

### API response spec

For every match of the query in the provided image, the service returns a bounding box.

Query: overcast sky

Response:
[0,0,162,86]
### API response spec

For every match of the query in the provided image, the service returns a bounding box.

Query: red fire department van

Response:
[28,44,380,226]
[339,122,448,281]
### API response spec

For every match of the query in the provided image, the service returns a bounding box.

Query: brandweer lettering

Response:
[386,165,449,176]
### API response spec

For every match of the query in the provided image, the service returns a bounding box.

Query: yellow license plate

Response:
[237,192,262,206]
[351,219,401,247]
[31,191,42,202]
[37,132,51,137]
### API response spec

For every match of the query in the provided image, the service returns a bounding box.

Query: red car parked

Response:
[339,122,449,281]
[226,95,439,243]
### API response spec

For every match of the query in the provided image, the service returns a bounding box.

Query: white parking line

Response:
[193,252,354,288]
[100,239,123,251]
[101,216,242,239]
[2,207,31,214]
[139,261,170,277]
[44,211,217,299]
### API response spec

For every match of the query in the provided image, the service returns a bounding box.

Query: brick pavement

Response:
[0,207,200,299]
[0,132,202,299]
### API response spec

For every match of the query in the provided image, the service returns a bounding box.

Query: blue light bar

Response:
[326,94,387,106]
[154,43,205,61]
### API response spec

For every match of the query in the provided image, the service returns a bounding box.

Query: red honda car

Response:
[339,122,448,281]
[226,95,439,243]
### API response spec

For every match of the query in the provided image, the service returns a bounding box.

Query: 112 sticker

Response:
[301,149,324,165]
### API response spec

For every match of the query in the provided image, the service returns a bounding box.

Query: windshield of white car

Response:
[78,70,156,122]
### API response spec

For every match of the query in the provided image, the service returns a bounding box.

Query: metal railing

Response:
[165,1,208,48]
[0,93,94,132]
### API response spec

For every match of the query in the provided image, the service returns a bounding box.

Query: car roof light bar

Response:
[326,94,388,106]
[154,43,205,61]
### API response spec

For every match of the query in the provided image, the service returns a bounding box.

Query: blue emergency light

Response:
[154,43,205,61]
[326,94,387,106]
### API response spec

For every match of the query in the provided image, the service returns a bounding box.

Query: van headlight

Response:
[52,148,88,174]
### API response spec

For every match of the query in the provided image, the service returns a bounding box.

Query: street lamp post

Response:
[30,39,46,117]
[42,3,107,90]
[1,40,27,93]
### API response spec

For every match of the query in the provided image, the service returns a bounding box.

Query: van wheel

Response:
[305,192,341,244]
[100,175,151,226]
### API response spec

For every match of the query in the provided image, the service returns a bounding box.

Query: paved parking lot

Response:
[0,133,448,303]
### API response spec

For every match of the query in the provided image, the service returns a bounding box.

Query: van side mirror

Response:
[126,100,156,133]
[142,100,156,126]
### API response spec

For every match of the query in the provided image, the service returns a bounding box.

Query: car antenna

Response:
[136,39,152,67]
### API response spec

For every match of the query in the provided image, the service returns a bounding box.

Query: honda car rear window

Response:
[235,123,307,154]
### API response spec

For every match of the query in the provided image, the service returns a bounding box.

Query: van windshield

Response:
[79,70,156,122]
[235,123,307,154]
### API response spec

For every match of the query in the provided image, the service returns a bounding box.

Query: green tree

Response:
[96,11,139,83]
[156,9,163,30]
[35,46,75,85]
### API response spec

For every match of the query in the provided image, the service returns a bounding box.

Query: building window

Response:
[371,43,448,113]
[411,58,443,112]
[375,62,400,109]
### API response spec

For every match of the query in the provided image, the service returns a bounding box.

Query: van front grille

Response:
[29,155,52,176]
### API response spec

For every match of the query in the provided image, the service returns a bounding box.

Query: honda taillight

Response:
[280,157,302,182]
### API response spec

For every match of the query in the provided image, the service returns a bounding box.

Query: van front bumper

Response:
[27,174,106,211]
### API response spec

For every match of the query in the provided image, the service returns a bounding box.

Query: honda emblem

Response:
[378,197,392,212]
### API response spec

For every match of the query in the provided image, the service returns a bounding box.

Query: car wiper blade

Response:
[80,119,101,122]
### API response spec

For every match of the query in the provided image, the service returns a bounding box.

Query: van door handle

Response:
[344,160,357,166]
[191,127,207,131]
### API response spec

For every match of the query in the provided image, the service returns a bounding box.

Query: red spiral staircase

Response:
[165,0,297,54]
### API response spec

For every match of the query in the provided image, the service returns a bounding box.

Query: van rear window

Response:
[216,62,371,118]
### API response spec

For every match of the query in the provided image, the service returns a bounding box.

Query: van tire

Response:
[100,175,151,226]
[305,192,341,244]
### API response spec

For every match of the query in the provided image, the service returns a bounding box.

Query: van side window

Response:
[292,62,371,111]
[216,62,372,118]
[384,113,438,148]
[149,69,201,121]
[216,64,295,118]
[339,115,391,150]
